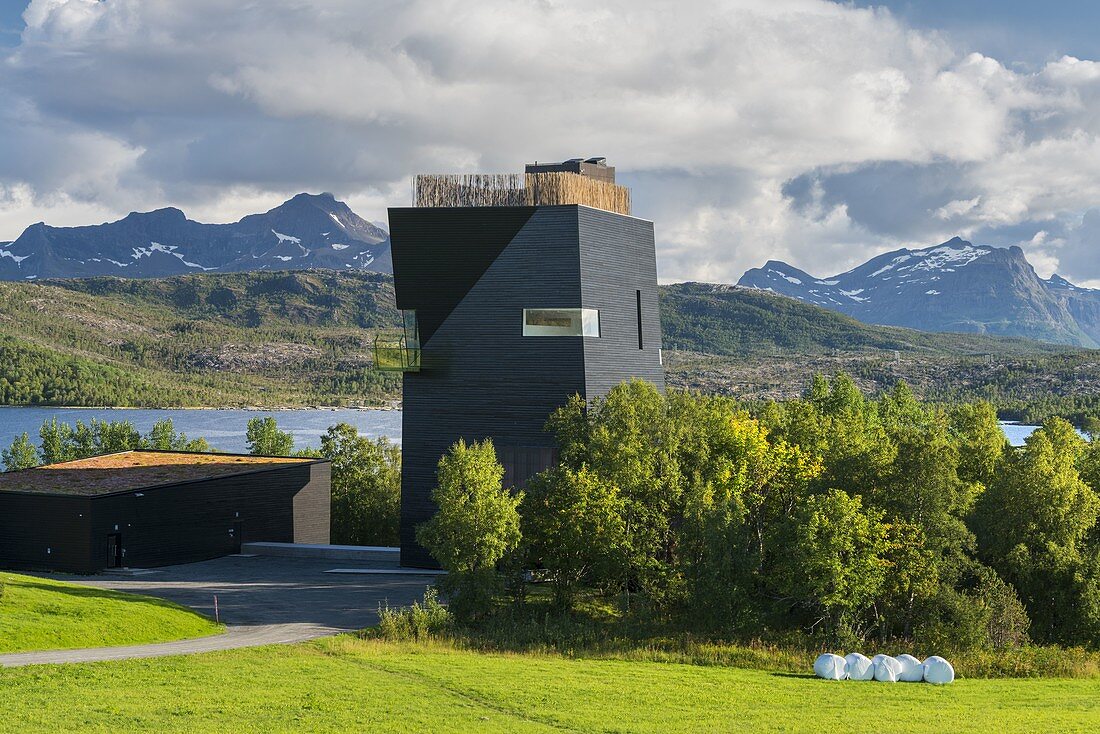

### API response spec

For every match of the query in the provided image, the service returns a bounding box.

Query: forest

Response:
[415,375,1100,656]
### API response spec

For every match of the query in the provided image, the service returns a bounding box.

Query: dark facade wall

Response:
[0,493,92,573]
[393,206,588,567]
[90,462,329,570]
[293,462,332,544]
[390,204,664,567]
[578,207,666,397]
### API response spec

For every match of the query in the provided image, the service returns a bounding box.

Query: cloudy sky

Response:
[2,0,1099,285]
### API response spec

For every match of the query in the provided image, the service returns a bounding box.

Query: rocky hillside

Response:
[2,271,1098,423]
[738,237,1100,347]
[0,193,391,281]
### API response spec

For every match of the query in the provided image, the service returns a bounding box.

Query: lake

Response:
[0,408,1061,456]
[0,407,402,455]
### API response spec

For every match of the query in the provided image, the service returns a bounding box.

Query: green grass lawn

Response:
[0,637,1097,733]
[0,573,221,653]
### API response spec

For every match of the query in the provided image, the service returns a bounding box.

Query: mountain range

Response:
[738,237,1100,347]
[0,193,391,281]
[4,195,1098,350]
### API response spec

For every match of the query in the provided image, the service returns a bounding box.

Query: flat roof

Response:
[0,450,320,497]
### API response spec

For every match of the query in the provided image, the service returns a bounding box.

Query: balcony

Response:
[373,310,421,372]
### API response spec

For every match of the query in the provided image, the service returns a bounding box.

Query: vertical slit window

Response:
[636,290,644,349]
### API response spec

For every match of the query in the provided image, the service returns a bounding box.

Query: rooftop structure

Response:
[413,157,630,215]
[0,451,313,496]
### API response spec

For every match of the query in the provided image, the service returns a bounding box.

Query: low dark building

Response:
[381,158,664,567]
[0,450,330,574]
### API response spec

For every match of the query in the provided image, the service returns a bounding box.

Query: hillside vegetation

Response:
[0,271,401,407]
[661,283,1100,424]
[661,282,1079,357]
[0,271,1098,423]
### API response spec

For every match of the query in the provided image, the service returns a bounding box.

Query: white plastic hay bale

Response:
[814,653,848,680]
[844,653,874,681]
[871,654,903,683]
[895,654,924,682]
[922,655,955,685]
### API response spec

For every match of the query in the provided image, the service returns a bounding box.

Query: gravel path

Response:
[0,623,328,667]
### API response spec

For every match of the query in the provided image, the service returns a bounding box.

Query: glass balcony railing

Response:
[373,310,421,372]
[373,335,421,372]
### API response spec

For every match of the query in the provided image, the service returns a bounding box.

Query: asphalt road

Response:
[0,554,438,667]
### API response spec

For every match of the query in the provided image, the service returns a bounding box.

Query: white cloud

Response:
[0,0,1099,283]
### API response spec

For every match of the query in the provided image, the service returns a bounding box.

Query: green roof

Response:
[0,451,319,497]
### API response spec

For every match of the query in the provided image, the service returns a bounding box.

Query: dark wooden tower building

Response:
[381,159,664,567]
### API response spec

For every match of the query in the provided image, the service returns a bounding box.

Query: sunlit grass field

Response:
[0,573,220,653]
[1,637,1097,733]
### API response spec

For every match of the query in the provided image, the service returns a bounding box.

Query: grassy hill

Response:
[0,573,219,653]
[0,271,1098,421]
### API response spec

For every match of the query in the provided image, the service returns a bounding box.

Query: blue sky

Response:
[1,1,1099,285]
[856,1,1100,64]
[0,1,24,47]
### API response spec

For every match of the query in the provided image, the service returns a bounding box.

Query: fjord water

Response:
[0,407,402,455]
[0,409,1062,457]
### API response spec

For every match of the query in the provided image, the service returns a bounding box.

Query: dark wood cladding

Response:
[0,493,92,573]
[0,460,330,574]
[389,204,663,568]
[577,207,665,397]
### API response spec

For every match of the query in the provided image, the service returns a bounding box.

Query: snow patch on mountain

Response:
[910,244,989,272]
[271,230,301,244]
[0,248,30,264]
[129,242,214,271]
[768,268,802,285]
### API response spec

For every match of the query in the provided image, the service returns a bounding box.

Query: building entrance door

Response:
[106,533,122,568]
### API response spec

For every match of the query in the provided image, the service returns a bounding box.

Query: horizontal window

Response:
[522,308,600,337]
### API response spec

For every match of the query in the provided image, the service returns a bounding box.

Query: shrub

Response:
[376,588,451,641]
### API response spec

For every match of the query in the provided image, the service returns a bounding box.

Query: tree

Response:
[321,423,401,546]
[37,418,143,463]
[2,433,38,471]
[523,465,628,610]
[879,411,978,584]
[246,416,294,456]
[39,418,76,464]
[417,439,522,621]
[948,402,1006,488]
[144,418,211,452]
[1081,436,1100,493]
[547,379,681,607]
[672,392,818,631]
[776,488,888,637]
[973,418,1100,644]
[1083,415,1100,441]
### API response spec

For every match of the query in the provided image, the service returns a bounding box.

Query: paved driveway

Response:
[0,555,438,667]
